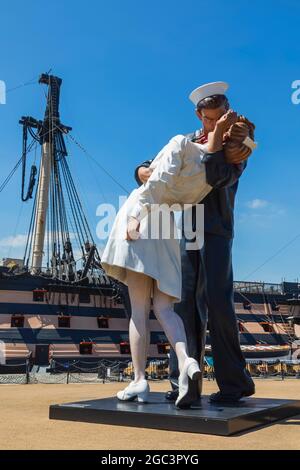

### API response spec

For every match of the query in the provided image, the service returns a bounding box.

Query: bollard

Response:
[280,361,285,381]
[67,363,70,384]
[26,358,30,384]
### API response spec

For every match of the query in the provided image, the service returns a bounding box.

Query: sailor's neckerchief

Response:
[187,128,208,144]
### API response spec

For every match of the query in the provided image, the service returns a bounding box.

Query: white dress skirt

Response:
[101,135,213,303]
[101,186,182,302]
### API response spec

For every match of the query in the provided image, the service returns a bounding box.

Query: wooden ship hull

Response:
[0,272,298,372]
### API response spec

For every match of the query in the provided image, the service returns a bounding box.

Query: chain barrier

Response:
[0,358,300,384]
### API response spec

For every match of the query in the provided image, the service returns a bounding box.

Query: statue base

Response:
[49,392,300,436]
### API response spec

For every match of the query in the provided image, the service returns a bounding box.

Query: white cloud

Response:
[237,199,286,229]
[246,199,269,209]
[0,234,27,248]
[0,231,80,249]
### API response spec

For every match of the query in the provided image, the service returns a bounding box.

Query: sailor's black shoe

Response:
[165,389,179,401]
[209,387,255,404]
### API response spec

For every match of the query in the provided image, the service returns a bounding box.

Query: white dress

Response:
[101,135,213,302]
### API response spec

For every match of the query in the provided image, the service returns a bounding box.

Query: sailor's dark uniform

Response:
[134,130,254,398]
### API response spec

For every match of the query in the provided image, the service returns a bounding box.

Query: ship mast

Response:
[18,73,109,284]
[31,133,51,272]
[30,75,71,273]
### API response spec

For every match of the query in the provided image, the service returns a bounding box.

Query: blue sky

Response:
[0,0,300,283]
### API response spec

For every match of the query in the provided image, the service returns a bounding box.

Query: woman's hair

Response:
[197,94,230,112]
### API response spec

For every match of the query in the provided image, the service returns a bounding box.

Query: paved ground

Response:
[0,379,299,450]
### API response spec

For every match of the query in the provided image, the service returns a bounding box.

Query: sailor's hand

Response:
[216,109,238,133]
[126,217,141,241]
[138,167,153,184]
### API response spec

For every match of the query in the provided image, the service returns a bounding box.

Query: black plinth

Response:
[49,392,300,436]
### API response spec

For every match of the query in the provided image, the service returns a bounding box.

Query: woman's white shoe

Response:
[175,358,201,409]
[116,379,150,403]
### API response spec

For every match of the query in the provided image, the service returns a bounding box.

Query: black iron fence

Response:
[0,358,299,384]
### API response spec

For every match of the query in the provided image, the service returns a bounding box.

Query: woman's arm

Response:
[206,109,238,153]
[127,135,185,240]
[129,135,185,221]
[202,109,247,188]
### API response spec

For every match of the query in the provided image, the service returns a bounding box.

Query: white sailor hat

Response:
[189,81,229,106]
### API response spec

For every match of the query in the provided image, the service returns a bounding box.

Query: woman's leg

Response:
[144,312,151,373]
[126,270,152,383]
[152,282,201,407]
[152,281,189,372]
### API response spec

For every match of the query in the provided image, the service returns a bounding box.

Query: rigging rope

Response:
[21,126,38,202]
[6,76,38,94]
[0,156,23,193]
[66,133,130,195]
[242,234,300,281]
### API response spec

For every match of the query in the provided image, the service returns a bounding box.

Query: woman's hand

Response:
[126,216,141,240]
[207,110,238,153]
[215,109,238,133]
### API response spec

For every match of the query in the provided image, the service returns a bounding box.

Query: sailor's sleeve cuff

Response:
[202,150,226,164]
[134,160,153,186]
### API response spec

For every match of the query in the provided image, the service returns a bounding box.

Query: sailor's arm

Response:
[203,151,247,188]
[202,109,247,188]
[134,160,153,186]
